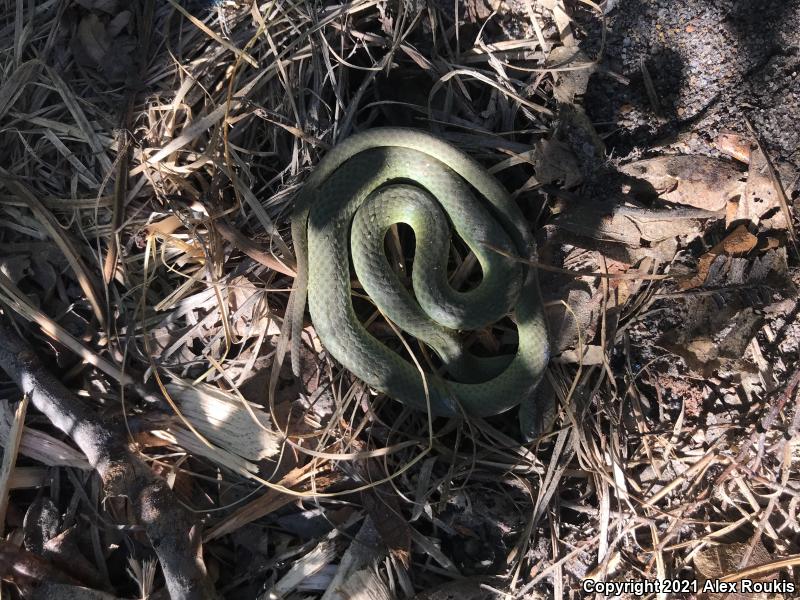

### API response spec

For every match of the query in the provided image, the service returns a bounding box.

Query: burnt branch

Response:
[0,317,218,600]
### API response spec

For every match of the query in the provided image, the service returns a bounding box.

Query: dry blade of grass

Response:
[0,59,40,122]
[0,393,28,536]
[165,0,259,69]
[0,399,91,470]
[0,272,129,388]
[204,462,343,541]
[0,175,106,325]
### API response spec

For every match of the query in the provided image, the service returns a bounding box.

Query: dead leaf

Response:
[463,0,503,22]
[663,308,763,376]
[661,239,789,377]
[621,155,746,212]
[362,460,411,567]
[606,257,639,306]
[540,248,648,359]
[726,193,740,225]
[204,464,343,541]
[73,9,136,83]
[736,147,790,231]
[760,236,781,250]
[549,47,596,104]
[146,215,182,236]
[715,131,752,164]
[533,138,583,187]
[547,198,720,263]
[553,104,606,182]
[544,284,598,355]
[557,344,605,365]
[719,224,760,254]
[679,224,758,290]
[694,541,786,600]
[362,489,411,568]
[744,118,797,241]
[76,14,110,65]
[106,10,131,38]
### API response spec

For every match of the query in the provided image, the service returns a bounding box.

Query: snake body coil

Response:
[291,128,550,434]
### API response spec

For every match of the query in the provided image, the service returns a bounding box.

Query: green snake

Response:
[290,128,550,435]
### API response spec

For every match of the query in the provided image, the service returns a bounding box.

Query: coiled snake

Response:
[290,128,550,436]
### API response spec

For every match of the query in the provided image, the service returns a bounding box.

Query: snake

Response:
[290,128,550,436]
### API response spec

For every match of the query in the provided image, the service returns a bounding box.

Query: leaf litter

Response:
[0,0,798,598]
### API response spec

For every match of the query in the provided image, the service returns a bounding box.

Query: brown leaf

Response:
[736,147,790,231]
[715,131,752,164]
[694,541,786,600]
[542,275,601,356]
[679,224,758,290]
[675,307,762,370]
[463,0,504,22]
[621,155,746,212]
[146,215,183,236]
[549,47,596,104]
[204,464,343,541]
[547,199,719,264]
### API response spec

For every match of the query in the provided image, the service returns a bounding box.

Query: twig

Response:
[214,219,297,276]
[639,56,662,119]
[483,242,674,280]
[0,317,219,600]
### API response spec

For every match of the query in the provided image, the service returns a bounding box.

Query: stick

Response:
[0,317,218,600]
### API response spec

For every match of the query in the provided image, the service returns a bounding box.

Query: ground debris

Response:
[71,4,137,83]
[694,541,788,600]
[620,155,746,212]
[678,223,758,290]
[414,578,501,600]
[1,0,799,597]
[546,195,721,262]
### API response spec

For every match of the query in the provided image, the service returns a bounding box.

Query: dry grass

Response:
[0,0,798,598]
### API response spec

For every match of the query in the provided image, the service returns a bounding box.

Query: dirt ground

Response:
[584,0,800,165]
